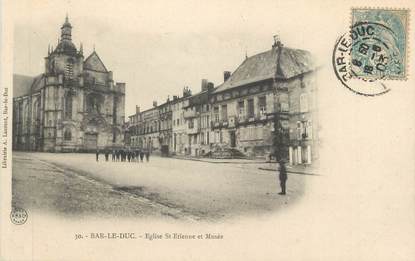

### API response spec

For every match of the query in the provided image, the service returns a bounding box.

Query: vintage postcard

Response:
[1,0,414,260]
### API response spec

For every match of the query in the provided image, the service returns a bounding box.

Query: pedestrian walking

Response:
[112,149,115,162]
[140,151,144,162]
[95,149,100,162]
[145,151,150,162]
[278,160,288,195]
[116,150,120,162]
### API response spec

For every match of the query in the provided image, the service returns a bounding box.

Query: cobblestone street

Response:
[12,152,309,221]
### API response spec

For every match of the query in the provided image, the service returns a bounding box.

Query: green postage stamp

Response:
[351,8,409,80]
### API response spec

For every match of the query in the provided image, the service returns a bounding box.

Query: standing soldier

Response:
[145,150,150,162]
[95,149,100,162]
[278,160,288,195]
[131,149,135,162]
[135,149,140,163]
[140,150,144,162]
[127,150,131,162]
[104,149,109,162]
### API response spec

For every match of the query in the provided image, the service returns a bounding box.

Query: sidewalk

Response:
[171,155,319,176]
[258,163,319,176]
[171,155,268,164]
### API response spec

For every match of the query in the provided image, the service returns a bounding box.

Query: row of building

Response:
[12,16,317,165]
[126,39,317,165]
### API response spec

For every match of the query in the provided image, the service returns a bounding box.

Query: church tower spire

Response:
[61,14,72,41]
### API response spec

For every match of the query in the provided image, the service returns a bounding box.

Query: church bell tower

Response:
[44,15,83,79]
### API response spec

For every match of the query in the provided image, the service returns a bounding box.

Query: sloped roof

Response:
[54,40,77,55]
[32,74,45,92]
[13,74,34,98]
[84,51,108,72]
[213,46,314,94]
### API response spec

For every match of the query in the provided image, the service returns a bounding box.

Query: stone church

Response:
[13,16,125,152]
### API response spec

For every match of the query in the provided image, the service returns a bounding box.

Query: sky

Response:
[12,0,331,116]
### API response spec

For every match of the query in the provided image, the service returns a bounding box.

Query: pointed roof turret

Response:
[61,14,72,41]
[79,42,83,55]
[62,13,72,28]
[55,14,77,55]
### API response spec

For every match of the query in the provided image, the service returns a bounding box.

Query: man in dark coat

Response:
[140,151,144,162]
[135,150,140,163]
[127,150,131,162]
[104,150,109,162]
[278,160,288,195]
[145,151,150,162]
[95,149,100,162]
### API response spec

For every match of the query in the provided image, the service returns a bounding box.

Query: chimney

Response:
[136,105,140,114]
[207,82,214,91]
[173,95,178,100]
[153,101,157,107]
[201,79,208,92]
[183,86,192,97]
[224,71,231,82]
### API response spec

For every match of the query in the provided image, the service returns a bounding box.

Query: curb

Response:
[258,167,320,176]
[171,157,268,164]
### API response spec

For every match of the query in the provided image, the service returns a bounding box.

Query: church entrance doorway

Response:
[85,133,98,151]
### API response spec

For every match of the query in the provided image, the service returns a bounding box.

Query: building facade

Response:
[127,38,317,164]
[13,16,125,152]
[209,40,316,163]
[137,104,160,152]
[158,99,173,155]
[171,88,191,155]
[182,80,214,156]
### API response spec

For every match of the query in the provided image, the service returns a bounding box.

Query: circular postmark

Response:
[10,207,28,225]
[350,22,403,81]
[333,22,392,96]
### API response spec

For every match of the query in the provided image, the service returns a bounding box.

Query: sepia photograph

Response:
[11,11,318,221]
[1,0,414,260]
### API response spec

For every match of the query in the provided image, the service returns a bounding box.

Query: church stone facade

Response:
[12,16,125,152]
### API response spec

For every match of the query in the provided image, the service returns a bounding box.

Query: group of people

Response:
[95,148,150,163]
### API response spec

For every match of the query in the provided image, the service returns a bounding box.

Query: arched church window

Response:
[113,96,119,122]
[86,93,103,113]
[65,93,73,119]
[33,100,39,120]
[64,129,72,140]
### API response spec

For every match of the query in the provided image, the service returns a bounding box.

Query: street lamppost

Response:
[268,89,290,195]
